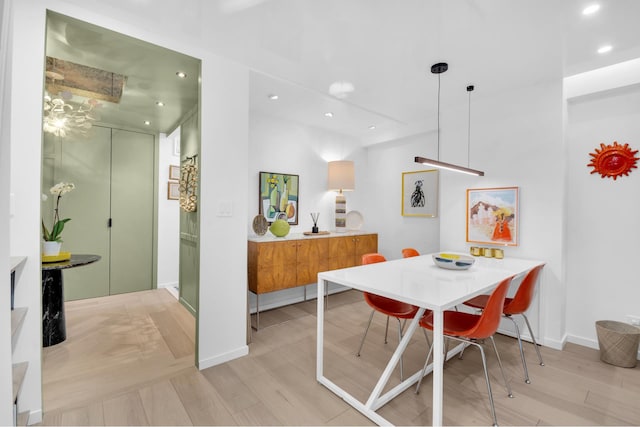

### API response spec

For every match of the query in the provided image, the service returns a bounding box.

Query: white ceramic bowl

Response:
[432,253,475,270]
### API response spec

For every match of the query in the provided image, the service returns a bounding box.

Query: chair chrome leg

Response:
[384,316,390,344]
[415,343,434,394]
[396,318,404,381]
[476,342,500,427]
[357,310,375,357]
[506,316,530,383]
[422,328,431,349]
[489,336,514,398]
[522,314,545,366]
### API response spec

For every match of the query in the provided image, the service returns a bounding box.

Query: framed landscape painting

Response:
[401,170,438,217]
[258,171,299,224]
[466,187,518,246]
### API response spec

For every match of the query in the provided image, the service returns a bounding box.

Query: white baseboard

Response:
[158,281,178,289]
[27,408,42,425]
[566,333,640,360]
[248,284,349,314]
[198,345,249,370]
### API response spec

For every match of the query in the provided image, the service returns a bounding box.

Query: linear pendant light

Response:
[415,62,484,177]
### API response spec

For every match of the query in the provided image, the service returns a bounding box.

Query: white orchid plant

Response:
[42,182,75,242]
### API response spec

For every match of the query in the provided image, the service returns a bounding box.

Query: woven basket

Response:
[595,320,640,368]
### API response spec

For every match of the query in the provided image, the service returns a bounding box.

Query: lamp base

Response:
[335,193,346,232]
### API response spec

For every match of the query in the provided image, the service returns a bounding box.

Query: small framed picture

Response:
[401,170,438,217]
[169,165,180,181]
[167,181,179,200]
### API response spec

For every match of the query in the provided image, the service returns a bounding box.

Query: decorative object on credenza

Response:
[588,141,638,180]
[41,181,75,256]
[179,155,198,212]
[252,214,268,236]
[401,170,438,217]
[346,210,364,230]
[328,160,355,232]
[310,212,320,233]
[269,218,290,237]
[259,171,299,224]
[466,187,519,246]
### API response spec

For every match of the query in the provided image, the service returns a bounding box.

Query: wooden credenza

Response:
[247,232,377,329]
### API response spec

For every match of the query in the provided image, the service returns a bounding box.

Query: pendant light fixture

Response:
[415,62,484,176]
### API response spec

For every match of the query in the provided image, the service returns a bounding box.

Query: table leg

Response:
[432,308,444,426]
[316,277,325,382]
[42,269,66,347]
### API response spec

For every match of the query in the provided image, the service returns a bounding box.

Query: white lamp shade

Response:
[327,160,355,192]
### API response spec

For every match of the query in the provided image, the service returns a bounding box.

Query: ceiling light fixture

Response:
[582,4,600,15]
[414,62,484,177]
[597,45,612,54]
[368,125,376,130]
[156,101,165,107]
[268,94,279,100]
[176,71,187,78]
[329,81,355,99]
[324,112,333,118]
[144,120,151,125]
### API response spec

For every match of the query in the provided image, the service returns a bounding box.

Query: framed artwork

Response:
[258,171,299,224]
[167,181,179,200]
[466,187,519,246]
[401,170,438,217]
[169,165,180,181]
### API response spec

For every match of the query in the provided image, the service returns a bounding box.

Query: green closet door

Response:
[110,129,154,295]
[56,127,112,300]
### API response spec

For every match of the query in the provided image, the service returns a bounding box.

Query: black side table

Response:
[42,254,101,347]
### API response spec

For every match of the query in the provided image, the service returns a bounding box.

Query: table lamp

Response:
[328,160,354,232]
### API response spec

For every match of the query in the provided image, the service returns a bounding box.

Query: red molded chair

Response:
[464,264,545,384]
[416,276,515,427]
[402,247,420,258]
[357,253,421,380]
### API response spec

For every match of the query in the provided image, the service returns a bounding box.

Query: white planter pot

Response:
[43,241,62,256]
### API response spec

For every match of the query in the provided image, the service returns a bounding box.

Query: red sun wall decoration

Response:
[587,141,639,180]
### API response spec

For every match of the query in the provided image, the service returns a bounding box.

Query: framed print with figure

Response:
[466,187,518,246]
[401,170,438,217]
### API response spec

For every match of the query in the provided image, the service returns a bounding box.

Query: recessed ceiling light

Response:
[368,125,376,130]
[324,112,333,118]
[597,45,612,54]
[144,120,151,125]
[329,81,355,99]
[268,94,279,100]
[176,71,187,79]
[156,101,165,107]
[582,4,600,15]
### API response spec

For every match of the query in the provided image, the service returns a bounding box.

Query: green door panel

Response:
[52,127,112,300]
[110,129,155,295]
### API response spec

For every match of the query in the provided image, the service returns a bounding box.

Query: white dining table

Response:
[316,253,544,426]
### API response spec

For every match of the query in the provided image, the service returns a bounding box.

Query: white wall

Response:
[438,80,566,349]
[366,134,441,259]
[0,0,14,423]
[565,84,640,352]
[247,112,367,311]
[157,130,180,290]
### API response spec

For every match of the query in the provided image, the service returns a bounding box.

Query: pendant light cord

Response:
[467,85,474,168]
[437,73,441,161]
[467,87,471,168]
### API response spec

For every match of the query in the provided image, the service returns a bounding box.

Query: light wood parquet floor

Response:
[41,288,640,426]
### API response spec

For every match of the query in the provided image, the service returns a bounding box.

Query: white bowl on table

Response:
[432,253,475,270]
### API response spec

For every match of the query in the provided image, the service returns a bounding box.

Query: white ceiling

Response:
[45,1,640,142]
